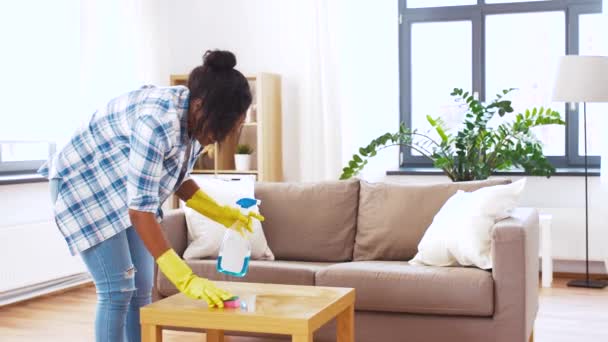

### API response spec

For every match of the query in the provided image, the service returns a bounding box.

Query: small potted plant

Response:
[235,144,254,171]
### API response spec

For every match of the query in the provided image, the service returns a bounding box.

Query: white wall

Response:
[80,0,171,116]
[0,183,86,292]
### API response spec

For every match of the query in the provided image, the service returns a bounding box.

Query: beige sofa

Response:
[154,179,539,342]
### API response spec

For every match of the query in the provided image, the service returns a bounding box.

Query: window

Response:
[411,21,472,151]
[407,0,476,8]
[0,142,55,175]
[0,1,79,174]
[399,0,604,168]
[1,0,152,175]
[485,11,566,156]
[485,0,550,3]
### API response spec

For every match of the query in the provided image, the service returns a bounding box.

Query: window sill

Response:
[0,173,47,185]
[386,167,601,177]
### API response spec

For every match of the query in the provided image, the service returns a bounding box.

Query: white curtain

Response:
[0,0,166,154]
[79,0,169,149]
[80,0,167,123]
[297,0,343,182]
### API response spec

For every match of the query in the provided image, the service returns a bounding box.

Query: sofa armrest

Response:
[491,207,539,342]
[161,209,188,257]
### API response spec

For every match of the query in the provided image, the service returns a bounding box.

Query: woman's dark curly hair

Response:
[187,50,252,143]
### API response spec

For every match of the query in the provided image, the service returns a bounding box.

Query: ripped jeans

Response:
[50,179,154,342]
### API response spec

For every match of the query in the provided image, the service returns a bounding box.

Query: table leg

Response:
[529,329,534,342]
[292,333,313,342]
[337,304,354,342]
[141,324,162,342]
[207,329,224,342]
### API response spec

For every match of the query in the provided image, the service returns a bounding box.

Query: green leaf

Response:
[353,154,362,163]
[427,115,449,144]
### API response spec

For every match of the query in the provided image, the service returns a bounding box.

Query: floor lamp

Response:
[553,55,608,289]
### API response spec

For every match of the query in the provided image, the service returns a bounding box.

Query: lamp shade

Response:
[553,55,608,103]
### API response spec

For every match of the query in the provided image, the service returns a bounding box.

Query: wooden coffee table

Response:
[140,281,355,342]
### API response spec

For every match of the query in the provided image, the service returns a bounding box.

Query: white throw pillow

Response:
[182,178,274,261]
[411,178,526,269]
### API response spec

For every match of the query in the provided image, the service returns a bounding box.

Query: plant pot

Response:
[234,154,252,171]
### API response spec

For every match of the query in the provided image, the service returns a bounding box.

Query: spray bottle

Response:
[216,198,260,277]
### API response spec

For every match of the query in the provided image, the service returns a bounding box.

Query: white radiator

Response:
[0,220,89,305]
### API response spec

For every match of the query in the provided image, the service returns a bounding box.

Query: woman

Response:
[39,50,262,342]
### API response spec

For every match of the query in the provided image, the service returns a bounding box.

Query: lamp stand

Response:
[567,102,608,289]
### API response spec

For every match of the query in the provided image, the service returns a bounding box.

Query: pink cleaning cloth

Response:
[223,299,240,308]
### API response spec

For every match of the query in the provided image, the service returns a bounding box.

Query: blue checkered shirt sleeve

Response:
[127,115,172,213]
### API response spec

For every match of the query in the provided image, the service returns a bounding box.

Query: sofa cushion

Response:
[315,261,494,317]
[354,179,511,261]
[157,260,333,297]
[254,180,359,262]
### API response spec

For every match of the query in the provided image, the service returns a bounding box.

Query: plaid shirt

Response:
[39,86,201,255]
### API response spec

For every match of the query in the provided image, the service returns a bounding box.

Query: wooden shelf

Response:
[191,169,259,175]
[171,72,282,183]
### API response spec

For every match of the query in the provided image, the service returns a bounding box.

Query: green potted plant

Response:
[235,143,254,171]
[340,88,565,181]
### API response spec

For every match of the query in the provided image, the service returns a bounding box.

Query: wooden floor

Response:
[534,279,608,342]
[0,278,607,342]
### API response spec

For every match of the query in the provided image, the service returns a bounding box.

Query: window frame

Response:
[399,0,603,169]
[0,141,56,176]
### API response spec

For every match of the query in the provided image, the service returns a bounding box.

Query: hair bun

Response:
[203,50,237,71]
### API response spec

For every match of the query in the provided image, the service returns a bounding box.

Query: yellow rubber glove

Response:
[156,249,232,307]
[185,189,265,235]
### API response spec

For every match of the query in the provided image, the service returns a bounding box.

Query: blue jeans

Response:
[50,179,154,342]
